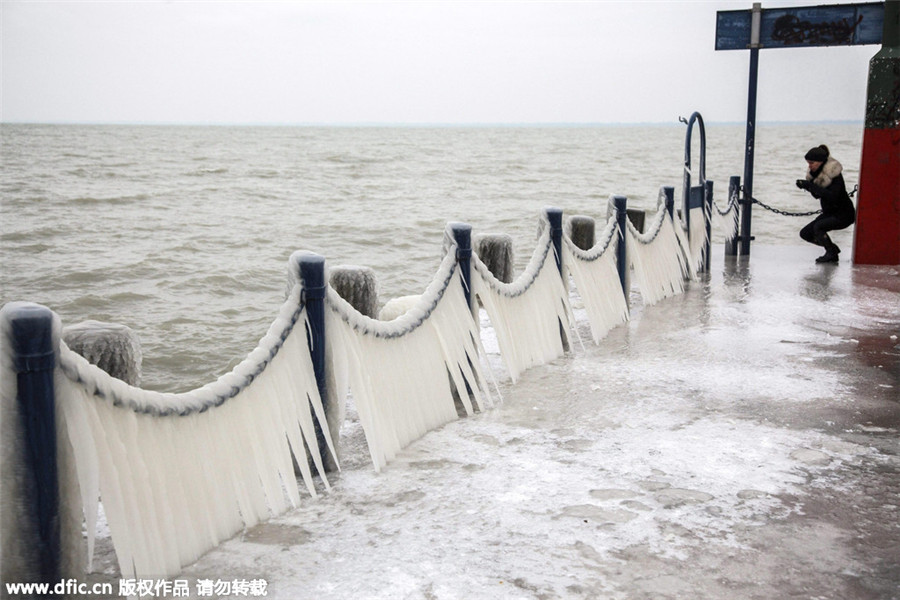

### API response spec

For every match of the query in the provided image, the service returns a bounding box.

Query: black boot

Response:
[815,234,840,263]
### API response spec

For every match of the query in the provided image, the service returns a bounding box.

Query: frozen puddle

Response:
[559,504,639,524]
[790,448,832,466]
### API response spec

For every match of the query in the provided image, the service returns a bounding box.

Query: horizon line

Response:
[0,119,865,128]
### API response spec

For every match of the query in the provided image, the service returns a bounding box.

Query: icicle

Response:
[711,201,739,245]
[688,206,708,273]
[325,249,493,472]
[563,217,630,343]
[471,224,572,382]
[626,206,690,306]
[44,277,333,580]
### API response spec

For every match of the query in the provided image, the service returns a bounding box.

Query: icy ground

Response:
[84,247,899,599]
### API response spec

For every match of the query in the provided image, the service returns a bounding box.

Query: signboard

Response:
[716,2,884,50]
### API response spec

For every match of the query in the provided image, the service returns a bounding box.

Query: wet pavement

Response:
[85,245,899,600]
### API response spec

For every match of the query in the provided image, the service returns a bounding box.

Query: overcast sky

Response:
[0,1,879,125]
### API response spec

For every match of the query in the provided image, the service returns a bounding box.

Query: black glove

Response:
[796,179,810,190]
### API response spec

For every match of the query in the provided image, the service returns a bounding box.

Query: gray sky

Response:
[0,1,879,125]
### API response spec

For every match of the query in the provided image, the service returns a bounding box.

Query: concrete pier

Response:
[83,246,899,600]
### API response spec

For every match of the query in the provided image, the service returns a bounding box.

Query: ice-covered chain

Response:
[471,222,554,299]
[562,215,618,262]
[58,285,306,417]
[326,246,459,340]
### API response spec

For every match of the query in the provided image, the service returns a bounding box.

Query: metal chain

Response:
[752,197,821,217]
[741,184,858,218]
[713,191,738,216]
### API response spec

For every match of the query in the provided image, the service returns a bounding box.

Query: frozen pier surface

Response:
[106,247,900,599]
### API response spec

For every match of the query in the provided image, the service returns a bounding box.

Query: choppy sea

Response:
[1,123,862,391]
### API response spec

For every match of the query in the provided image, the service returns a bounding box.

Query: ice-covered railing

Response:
[714,175,742,254]
[626,192,694,305]
[0,202,736,584]
[325,230,495,471]
[1,253,336,581]
[563,212,631,343]
[3,126,752,583]
[471,212,575,382]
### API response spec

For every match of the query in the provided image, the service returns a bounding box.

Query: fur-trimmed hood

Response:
[806,156,843,189]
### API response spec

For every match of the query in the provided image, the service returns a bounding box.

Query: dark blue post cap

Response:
[544,206,563,229]
[448,222,474,309]
[448,222,472,256]
[295,252,327,299]
[7,303,56,374]
[544,207,564,275]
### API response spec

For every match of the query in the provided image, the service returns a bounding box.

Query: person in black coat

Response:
[796,144,856,263]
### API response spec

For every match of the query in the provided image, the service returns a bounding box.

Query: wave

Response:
[70,193,150,205]
[248,169,281,179]
[185,167,229,176]
[1,227,65,242]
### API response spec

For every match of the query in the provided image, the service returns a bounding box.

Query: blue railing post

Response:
[544,207,564,276]
[543,207,569,351]
[726,176,741,257]
[662,186,675,220]
[613,196,629,301]
[449,223,473,313]
[703,180,713,273]
[296,253,330,461]
[7,303,60,585]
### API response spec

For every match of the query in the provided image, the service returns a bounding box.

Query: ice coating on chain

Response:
[326,248,494,471]
[626,206,692,306]
[471,221,574,382]
[563,216,630,343]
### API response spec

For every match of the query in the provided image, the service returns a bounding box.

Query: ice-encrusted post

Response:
[296,253,331,463]
[2,303,60,586]
[613,196,629,302]
[626,209,646,234]
[725,176,741,257]
[568,216,595,251]
[474,234,514,283]
[449,223,474,314]
[63,321,142,386]
[544,207,564,275]
[329,265,378,318]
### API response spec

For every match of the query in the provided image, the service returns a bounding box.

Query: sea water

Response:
[0,123,862,391]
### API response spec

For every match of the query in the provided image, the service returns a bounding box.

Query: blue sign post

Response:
[715,2,884,257]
